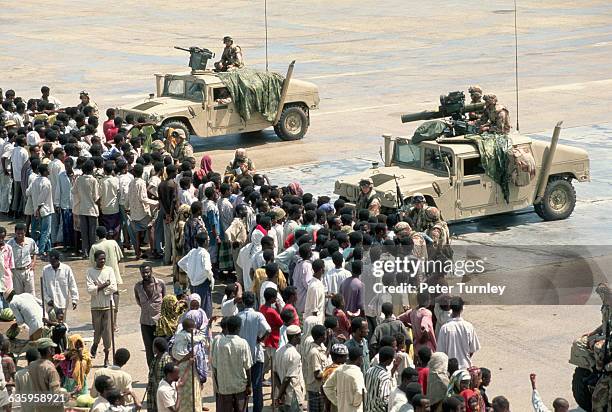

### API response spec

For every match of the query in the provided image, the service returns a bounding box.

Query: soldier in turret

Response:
[214,36,244,72]
[468,85,483,121]
[477,94,511,134]
[355,178,380,217]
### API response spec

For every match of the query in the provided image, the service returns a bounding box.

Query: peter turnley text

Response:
[373,282,507,296]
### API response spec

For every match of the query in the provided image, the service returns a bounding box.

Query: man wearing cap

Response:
[29,337,66,411]
[323,345,365,412]
[77,91,99,118]
[171,129,194,164]
[477,94,511,134]
[214,36,244,72]
[355,178,380,217]
[406,193,429,233]
[275,324,305,411]
[6,288,44,340]
[468,85,483,121]
[321,344,348,412]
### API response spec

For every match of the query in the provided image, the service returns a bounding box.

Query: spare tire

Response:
[572,367,593,412]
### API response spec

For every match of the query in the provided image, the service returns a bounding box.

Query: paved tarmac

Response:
[2,0,612,410]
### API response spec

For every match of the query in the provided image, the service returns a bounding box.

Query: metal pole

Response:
[109,298,116,363]
[514,0,520,132]
[265,0,269,71]
[190,330,196,412]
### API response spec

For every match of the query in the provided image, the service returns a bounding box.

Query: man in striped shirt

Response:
[364,346,396,412]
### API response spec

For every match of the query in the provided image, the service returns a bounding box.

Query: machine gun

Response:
[401,91,485,137]
[174,46,215,73]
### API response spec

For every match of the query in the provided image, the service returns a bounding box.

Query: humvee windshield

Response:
[395,141,421,168]
[162,78,204,102]
[423,147,454,173]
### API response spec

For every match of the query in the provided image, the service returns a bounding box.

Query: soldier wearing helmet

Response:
[214,36,244,72]
[406,192,429,232]
[477,94,511,134]
[356,177,381,217]
[425,207,451,259]
[468,85,484,121]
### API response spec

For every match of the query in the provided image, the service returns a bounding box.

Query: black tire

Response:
[162,120,191,142]
[534,176,576,221]
[274,105,308,141]
[572,367,593,412]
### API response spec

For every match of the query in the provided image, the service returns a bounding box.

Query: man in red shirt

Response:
[281,286,300,326]
[416,346,432,394]
[102,108,116,140]
[260,287,283,377]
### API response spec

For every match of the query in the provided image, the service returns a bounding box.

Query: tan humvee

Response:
[117,62,319,141]
[334,124,590,221]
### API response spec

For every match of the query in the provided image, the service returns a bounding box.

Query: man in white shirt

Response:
[323,345,366,412]
[0,136,14,214]
[40,86,62,110]
[304,259,326,323]
[48,147,65,245]
[5,289,44,340]
[98,162,121,240]
[157,363,182,412]
[90,375,114,412]
[177,232,214,318]
[437,296,480,369]
[27,164,54,255]
[10,136,28,217]
[275,325,305,410]
[324,251,350,315]
[41,251,79,313]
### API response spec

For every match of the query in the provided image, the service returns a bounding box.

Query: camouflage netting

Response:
[217,68,285,122]
[466,133,513,202]
[412,120,447,144]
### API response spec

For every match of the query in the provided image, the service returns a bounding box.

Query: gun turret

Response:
[401,91,486,137]
[174,46,215,73]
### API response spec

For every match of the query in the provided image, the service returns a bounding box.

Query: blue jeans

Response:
[61,209,74,248]
[37,214,52,254]
[119,205,136,246]
[251,361,264,412]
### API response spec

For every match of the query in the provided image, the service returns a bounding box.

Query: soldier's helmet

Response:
[411,192,425,204]
[468,85,483,95]
[483,94,498,104]
[359,177,374,187]
[223,36,233,43]
[425,207,441,221]
[394,221,413,239]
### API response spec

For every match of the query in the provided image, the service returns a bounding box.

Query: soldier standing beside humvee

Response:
[355,178,381,217]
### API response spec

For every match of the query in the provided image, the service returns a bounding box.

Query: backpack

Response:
[508,144,536,187]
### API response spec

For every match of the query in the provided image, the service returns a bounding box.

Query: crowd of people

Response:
[0,85,570,412]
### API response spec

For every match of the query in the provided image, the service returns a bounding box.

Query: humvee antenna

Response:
[265,0,269,71]
[514,0,520,132]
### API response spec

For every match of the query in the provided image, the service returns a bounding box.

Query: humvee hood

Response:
[120,97,197,114]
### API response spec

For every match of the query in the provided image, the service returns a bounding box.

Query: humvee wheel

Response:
[572,367,593,411]
[274,106,308,141]
[534,176,576,221]
[162,120,191,142]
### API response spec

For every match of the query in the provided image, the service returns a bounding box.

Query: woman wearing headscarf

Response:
[59,334,92,395]
[287,181,304,197]
[461,367,486,412]
[155,295,184,340]
[178,294,210,336]
[173,204,192,294]
[194,155,213,185]
[427,352,450,412]
[171,315,207,412]
[236,226,265,291]
[447,369,472,397]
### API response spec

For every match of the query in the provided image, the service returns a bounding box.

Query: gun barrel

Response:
[464,102,485,113]
[401,110,443,124]
[174,46,190,52]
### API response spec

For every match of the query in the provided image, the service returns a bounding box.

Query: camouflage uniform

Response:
[394,222,428,261]
[478,94,511,134]
[468,85,483,121]
[356,190,381,217]
[407,206,429,233]
[215,40,244,72]
[173,141,195,164]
